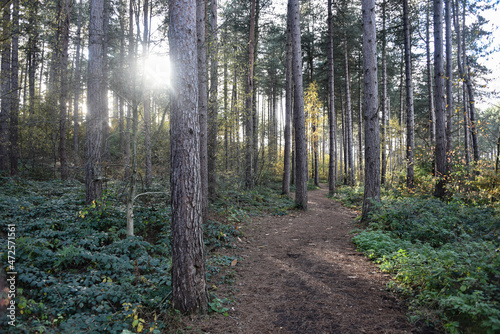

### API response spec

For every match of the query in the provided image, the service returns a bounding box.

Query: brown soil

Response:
[184,186,437,334]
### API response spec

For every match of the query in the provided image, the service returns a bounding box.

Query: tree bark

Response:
[59,0,71,179]
[282,8,293,196]
[434,0,447,198]
[197,0,208,221]
[381,0,387,186]
[9,0,19,175]
[289,0,308,209]
[85,0,105,204]
[143,0,152,189]
[169,0,208,314]
[404,0,415,189]
[426,0,436,145]
[73,0,83,165]
[445,0,453,174]
[208,0,218,199]
[343,33,355,186]
[0,0,11,173]
[245,0,256,189]
[361,0,380,220]
[328,0,336,195]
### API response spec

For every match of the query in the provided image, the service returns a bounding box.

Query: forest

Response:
[0,0,499,332]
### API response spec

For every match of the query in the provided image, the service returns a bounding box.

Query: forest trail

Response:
[187,186,428,334]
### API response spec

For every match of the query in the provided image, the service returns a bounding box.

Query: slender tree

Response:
[361,0,380,220]
[208,0,218,199]
[197,0,209,220]
[426,0,436,144]
[404,0,415,188]
[73,0,83,164]
[245,0,256,189]
[59,0,71,179]
[289,0,308,209]
[0,0,11,173]
[169,0,208,314]
[9,0,19,175]
[445,0,453,174]
[327,0,336,195]
[381,0,387,185]
[282,7,293,196]
[434,0,447,198]
[143,0,152,189]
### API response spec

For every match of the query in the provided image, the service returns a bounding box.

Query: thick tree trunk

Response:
[9,0,19,175]
[245,0,256,189]
[282,9,293,196]
[404,0,415,189]
[289,0,308,209]
[327,0,336,194]
[59,0,71,179]
[361,0,380,220]
[208,0,218,199]
[434,0,447,198]
[197,0,208,220]
[85,0,105,204]
[169,0,208,314]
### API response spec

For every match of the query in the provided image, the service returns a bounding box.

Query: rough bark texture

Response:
[445,0,453,174]
[245,0,256,189]
[169,0,208,315]
[404,0,415,189]
[197,0,208,220]
[282,10,293,196]
[327,0,336,195]
[0,0,11,173]
[208,0,218,200]
[434,0,447,198]
[143,0,152,189]
[361,0,380,220]
[289,0,308,210]
[85,0,105,204]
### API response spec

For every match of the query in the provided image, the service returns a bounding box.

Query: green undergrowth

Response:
[352,197,500,333]
[0,177,292,333]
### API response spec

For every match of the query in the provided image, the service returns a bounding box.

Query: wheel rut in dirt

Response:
[191,186,429,334]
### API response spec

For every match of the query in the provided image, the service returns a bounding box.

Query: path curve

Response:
[189,186,425,333]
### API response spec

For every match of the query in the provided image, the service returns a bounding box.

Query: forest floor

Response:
[183,185,438,334]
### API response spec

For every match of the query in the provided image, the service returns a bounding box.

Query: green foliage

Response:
[353,197,500,333]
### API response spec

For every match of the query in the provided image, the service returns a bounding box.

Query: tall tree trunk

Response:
[208,0,218,199]
[343,34,354,186]
[9,0,19,175]
[28,0,38,115]
[358,54,363,181]
[0,0,11,173]
[327,0,336,194]
[197,0,208,220]
[426,0,436,145]
[445,0,453,174]
[124,0,134,179]
[86,0,105,204]
[245,0,256,189]
[252,0,260,177]
[73,0,83,165]
[361,0,380,220]
[169,0,208,314]
[289,0,308,210]
[404,0,415,189]
[381,0,387,186]
[223,28,229,173]
[282,9,293,196]
[101,0,110,161]
[143,0,152,189]
[118,0,125,159]
[434,0,447,198]
[59,0,71,179]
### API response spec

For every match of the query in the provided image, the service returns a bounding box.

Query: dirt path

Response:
[187,186,426,333]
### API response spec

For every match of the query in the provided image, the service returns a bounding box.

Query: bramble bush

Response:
[0,177,292,333]
[352,197,500,333]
